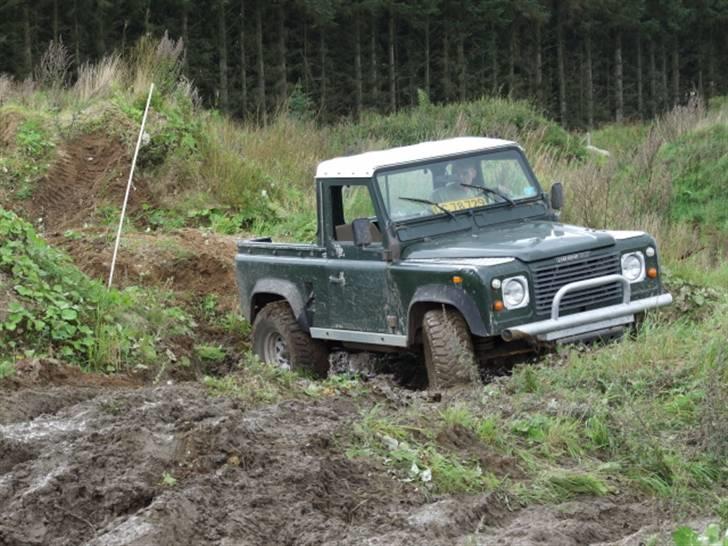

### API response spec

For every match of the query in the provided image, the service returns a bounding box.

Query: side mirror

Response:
[550,182,564,210]
[352,218,373,247]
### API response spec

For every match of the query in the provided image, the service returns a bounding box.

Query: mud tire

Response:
[422,307,479,389]
[252,301,329,377]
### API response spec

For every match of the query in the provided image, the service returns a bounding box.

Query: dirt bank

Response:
[50,228,239,309]
[25,132,154,232]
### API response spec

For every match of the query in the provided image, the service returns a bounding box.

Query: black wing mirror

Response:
[352,218,373,247]
[550,182,564,210]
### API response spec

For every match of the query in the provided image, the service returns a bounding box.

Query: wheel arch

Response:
[249,279,310,332]
[407,285,488,345]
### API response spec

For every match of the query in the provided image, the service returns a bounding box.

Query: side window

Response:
[332,184,382,244]
[342,185,376,223]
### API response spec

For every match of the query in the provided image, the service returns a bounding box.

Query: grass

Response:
[202,354,368,408]
[662,123,728,231]
[0,206,203,373]
[1,36,727,521]
[344,285,727,512]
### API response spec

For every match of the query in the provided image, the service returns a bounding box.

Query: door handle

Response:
[328,272,346,286]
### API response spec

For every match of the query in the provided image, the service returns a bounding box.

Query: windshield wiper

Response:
[398,196,457,221]
[460,183,516,207]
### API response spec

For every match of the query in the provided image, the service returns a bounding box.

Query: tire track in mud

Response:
[0,379,666,546]
[26,132,153,232]
[0,384,428,546]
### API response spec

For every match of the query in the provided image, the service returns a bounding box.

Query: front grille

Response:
[533,253,622,316]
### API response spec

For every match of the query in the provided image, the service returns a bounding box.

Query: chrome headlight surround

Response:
[502,275,530,310]
[621,251,646,283]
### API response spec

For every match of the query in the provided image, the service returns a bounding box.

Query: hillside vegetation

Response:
[1,47,727,541]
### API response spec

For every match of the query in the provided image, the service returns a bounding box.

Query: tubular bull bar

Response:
[501,274,673,342]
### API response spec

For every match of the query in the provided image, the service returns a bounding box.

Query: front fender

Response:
[407,284,488,343]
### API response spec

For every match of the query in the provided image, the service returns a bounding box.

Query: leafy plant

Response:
[160,471,177,487]
[15,118,53,158]
[673,523,727,546]
[195,344,226,362]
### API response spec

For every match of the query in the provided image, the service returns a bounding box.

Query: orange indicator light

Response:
[452,276,463,285]
[647,267,658,279]
[493,300,505,312]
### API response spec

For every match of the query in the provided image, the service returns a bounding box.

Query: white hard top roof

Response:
[315,136,518,179]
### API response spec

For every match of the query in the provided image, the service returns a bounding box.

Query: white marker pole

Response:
[108,83,155,289]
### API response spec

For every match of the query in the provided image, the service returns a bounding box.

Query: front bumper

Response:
[501,274,672,342]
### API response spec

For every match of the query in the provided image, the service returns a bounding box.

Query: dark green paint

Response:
[236,150,665,346]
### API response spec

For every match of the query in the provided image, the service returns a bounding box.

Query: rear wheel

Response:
[252,301,329,377]
[422,307,479,389]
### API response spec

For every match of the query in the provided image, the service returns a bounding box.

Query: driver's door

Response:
[322,182,394,335]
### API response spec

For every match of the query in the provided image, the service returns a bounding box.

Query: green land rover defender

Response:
[235,137,672,388]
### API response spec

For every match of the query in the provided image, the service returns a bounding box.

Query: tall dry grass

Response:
[73,55,123,103]
[532,96,720,265]
[129,32,185,96]
[0,74,13,105]
[35,40,72,95]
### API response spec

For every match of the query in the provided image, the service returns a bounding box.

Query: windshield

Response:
[375,148,540,222]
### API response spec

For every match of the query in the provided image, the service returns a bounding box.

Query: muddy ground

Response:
[0,104,696,546]
[0,360,682,546]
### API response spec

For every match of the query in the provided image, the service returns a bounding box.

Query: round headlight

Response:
[491,278,502,290]
[502,276,529,309]
[621,252,645,282]
[645,246,655,257]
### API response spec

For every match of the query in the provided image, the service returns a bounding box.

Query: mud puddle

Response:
[0,371,675,546]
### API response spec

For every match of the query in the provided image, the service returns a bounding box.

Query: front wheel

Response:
[422,307,479,389]
[252,301,329,377]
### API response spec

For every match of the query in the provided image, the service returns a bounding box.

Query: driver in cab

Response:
[431,159,489,207]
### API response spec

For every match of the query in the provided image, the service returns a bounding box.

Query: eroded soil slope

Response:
[50,228,240,309]
[25,132,154,232]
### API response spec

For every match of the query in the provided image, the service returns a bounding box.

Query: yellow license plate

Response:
[434,196,488,212]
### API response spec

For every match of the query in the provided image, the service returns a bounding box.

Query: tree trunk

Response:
[218,0,229,112]
[649,38,657,117]
[508,23,516,97]
[122,19,129,50]
[277,2,287,102]
[240,0,247,117]
[577,48,584,123]
[706,36,715,99]
[144,0,151,34]
[354,14,363,118]
[302,20,312,93]
[408,37,417,106]
[442,22,450,100]
[22,1,32,77]
[636,33,643,119]
[255,4,266,124]
[660,39,668,111]
[457,34,466,101]
[370,13,378,106]
[388,9,396,112]
[424,15,430,96]
[52,0,59,41]
[614,31,623,123]
[535,23,543,102]
[556,3,567,123]
[320,31,327,113]
[697,44,704,100]
[490,25,498,95]
[73,0,80,66]
[182,1,189,68]
[585,32,594,130]
[95,0,106,56]
[671,40,679,107]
